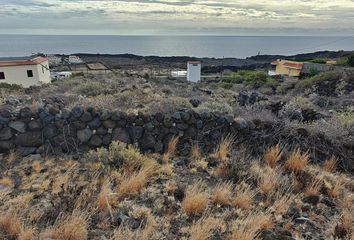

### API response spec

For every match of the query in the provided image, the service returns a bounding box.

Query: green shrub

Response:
[218,82,234,89]
[348,55,354,67]
[0,82,23,91]
[309,58,327,64]
[76,82,110,96]
[196,100,233,114]
[223,70,278,89]
[295,71,341,90]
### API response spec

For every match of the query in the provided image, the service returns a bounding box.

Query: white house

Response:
[0,56,51,87]
[187,61,201,82]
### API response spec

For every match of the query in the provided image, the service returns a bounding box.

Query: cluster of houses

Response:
[0,54,339,88]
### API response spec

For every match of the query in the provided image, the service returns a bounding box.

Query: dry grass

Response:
[18,226,37,240]
[162,136,179,163]
[305,178,323,196]
[326,179,345,198]
[214,135,234,163]
[183,181,209,216]
[42,212,88,240]
[230,211,272,240]
[97,181,115,211]
[191,145,202,160]
[117,167,153,200]
[0,213,22,239]
[263,145,283,168]
[233,182,256,210]
[334,210,354,239]
[31,161,43,173]
[323,156,337,173]
[273,193,297,215]
[0,176,13,187]
[257,167,280,194]
[110,212,156,240]
[189,216,224,240]
[285,149,309,172]
[212,182,233,206]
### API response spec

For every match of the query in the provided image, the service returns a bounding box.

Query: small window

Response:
[0,72,5,80]
[27,70,33,78]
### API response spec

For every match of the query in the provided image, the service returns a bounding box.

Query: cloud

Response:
[0,0,353,35]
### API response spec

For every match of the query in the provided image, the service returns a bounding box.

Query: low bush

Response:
[0,82,23,91]
[223,70,278,89]
[295,71,341,90]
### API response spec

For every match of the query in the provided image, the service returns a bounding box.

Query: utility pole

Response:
[220,56,224,82]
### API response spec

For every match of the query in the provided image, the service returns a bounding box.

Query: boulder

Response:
[43,125,59,138]
[103,120,116,129]
[28,120,42,130]
[112,128,130,143]
[189,98,201,108]
[9,121,26,133]
[19,107,32,119]
[88,135,103,147]
[15,131,42,147]
[0,140,13,150]
[0,127,12,141]
[77,129,93,143]
[88,117,102,129]
[71,106,84,118]
[80,112,93,122]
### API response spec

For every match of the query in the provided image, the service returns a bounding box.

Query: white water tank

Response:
[187,61,201,82]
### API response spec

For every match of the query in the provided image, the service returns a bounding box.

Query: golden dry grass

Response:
[285,149,309,172]
[31,161,43,173]
[183,181,209,216]
[256,167,280,194]
[191,145,202,161]
[273,193,297,215]
[0,213,22,239]
[214,135,234,163]
[323,156,337,173]
[305,178,322,196]
[326,180,345,198]
[230,211,272,240]
[233,182,256,210]
[117,167,153,200]
[212,182,233,206]
[263,145,283,168]
[0,176,13,187]
[189,216,224,240]
[97,181,115,211]
[42,213,88,240]
[162,136,179,163]
[18,226,37,240]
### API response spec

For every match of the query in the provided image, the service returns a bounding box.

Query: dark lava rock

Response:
[238,90,267,106]
[112,127,130,143]
[100,109,112,120]
[15,131,42,147]
[88,135,103,147]
[294,217,316,226]
[286,203,301,219]
[0,141,13,150]
[19,107,32,119]
[174,186,185,202]
[88,117,102,129]
[28,120,42,130]
[103,120,116,129]
[71,106,84,118]
[190,98,201,108]
[320,197,336,207]
[0,127,12,141]
[303,195,320,205]
[80,112,93,122]
[43,125,59,138]
[77,128,93,143]
[9,121,26,133]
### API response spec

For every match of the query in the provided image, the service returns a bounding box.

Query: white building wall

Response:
[0,61,51,87]
[187,62,201,82]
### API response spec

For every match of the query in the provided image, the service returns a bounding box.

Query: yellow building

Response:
[270,59,303,77]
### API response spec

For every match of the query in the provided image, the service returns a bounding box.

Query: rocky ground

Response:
[0,58,354,239]
[0,140,354,239]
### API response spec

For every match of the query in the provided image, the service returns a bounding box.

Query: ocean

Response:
[0,35,353,58]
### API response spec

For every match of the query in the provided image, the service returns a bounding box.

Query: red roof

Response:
[282,62,303,70]
[0,56,48,67]
[188,61,201,64]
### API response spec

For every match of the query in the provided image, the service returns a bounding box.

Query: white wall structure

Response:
[187,61,201,82]
[0,56,51,87]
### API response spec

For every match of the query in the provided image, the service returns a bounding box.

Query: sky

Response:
[0,0,354,35]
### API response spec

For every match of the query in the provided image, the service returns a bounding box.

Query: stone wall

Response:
[0,105,249,156]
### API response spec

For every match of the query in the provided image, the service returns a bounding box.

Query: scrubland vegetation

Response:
[0,139,354,239]
[1,62,354,239]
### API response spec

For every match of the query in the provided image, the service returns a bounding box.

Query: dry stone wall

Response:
[0,105,253,156]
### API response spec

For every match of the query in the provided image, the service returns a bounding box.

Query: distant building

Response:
[171,70,187,77]
[51,71,72,79]
[187,61,201,82]
[47,54,62,66]
[70,62,111,74]
[0,56,51,87]
[68,55,83,64]
[270,59,303,77]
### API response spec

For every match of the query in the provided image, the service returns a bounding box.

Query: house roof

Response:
[188,61,201,64]
[282,62,303,70]
[87,63,109,70]
[0,56,48,67]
